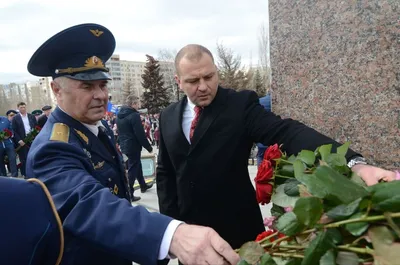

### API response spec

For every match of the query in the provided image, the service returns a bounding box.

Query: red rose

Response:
[256,230,275,242]
[3,129,12,137]
[35,126,42,131]
[255,182,273,205]
[255,159,274,183]
[264,144,281,162]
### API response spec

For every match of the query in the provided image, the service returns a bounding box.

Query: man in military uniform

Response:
[32,109,43,121]
[26,23,239,265]
[37,105,52,127]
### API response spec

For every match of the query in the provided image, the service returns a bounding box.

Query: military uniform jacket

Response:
[27,107,173,265]
[156,87,360,249]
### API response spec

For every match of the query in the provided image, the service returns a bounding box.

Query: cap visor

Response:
[64,71,111,81]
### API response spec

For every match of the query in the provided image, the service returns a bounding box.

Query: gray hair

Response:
[175,44,215,75]
[125,94,139,106]
[53,76,70,89]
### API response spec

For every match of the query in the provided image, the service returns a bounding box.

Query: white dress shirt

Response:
[21,114,31,135]
[182,99,196,143]
[60,107,182,259]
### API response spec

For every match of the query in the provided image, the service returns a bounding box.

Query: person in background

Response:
[37,105,52,128]
[256,93,272,166]
[12,102,37,177]
[32,109,43,121]
[0,113,17,177]
[117,95,153,202]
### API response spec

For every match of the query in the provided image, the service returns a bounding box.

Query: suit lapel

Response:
[189,87,228,153]
[172,97,191,150]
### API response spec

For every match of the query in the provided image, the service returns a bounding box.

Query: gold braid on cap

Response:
[55,56,108,74]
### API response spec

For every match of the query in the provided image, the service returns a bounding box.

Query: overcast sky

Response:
[0,0,268,84]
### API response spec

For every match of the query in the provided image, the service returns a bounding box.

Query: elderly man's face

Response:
[52,78,109,124]
[44,109,52,117]
[175,53,219,107]
[7,114,15,121]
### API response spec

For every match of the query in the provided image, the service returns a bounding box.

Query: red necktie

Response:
[189,106,203,141]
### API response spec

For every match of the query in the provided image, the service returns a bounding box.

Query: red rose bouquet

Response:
[238,143,400,265]
[15,126,41,152]
[0,128,12,141]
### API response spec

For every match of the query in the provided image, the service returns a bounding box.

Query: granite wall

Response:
[269,0,399,169]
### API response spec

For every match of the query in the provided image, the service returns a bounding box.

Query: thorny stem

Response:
[260,229,316,248]
[324,213,400,228]
[257,231,279,245]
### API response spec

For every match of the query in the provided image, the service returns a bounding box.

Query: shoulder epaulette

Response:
[49,123,70,143]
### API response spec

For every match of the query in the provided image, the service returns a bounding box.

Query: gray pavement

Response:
[132,148,272,265]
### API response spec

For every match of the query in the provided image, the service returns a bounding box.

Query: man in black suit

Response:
[12,102,37,177]
[117,95,153,202]
[37,105,52,128]
[156,44,396,250]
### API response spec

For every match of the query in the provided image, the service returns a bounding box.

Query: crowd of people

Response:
[0,103,52,178]
[1,23,398,265]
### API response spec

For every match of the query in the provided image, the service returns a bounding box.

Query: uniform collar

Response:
[58,106,105,136]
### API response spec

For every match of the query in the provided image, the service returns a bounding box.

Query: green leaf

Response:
[260,253,277,265]
[272,184,299,208]
[318,144,332,162]
[284,179,301,196]
[237,260,251,265]
[319,250,336,265]
[297,166,368,205]
[369,181,400,212]
[369,226,400,264]
[238,242,264,265]
[325,198,363,221]
[288,154,296,162]
[336,142,350,157]
[285,259,302,265]
[326,153,347,168]
[297,150,316,166]
[344,212,369,236]
[271,204,285,218]
[293,160,306,179]
[349,171,367,188]
[279,164,295,178]
[275,212,305,236]
[335,252,359,265]
[293,197,323,227]
[301,230,336,265]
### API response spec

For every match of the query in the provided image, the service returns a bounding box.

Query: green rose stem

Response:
[274,174,293,179]
[324,212,400,228]
[337,246,374,255]
[269,252,304,259]
[384,212,400,238]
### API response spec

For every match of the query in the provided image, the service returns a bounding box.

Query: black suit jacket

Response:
[12,113,37,143]
[156,87,360,249]
[37,115,48,128]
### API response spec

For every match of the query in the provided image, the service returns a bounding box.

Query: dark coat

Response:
[116,106,152,155]
[26,107,172,265]
[156,87,360,249]
[37,114,48,128]
[11,113,37,143]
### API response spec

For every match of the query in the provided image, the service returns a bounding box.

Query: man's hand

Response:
[169,224,240,265]
[352,164,396,186]
[18,140,25,146]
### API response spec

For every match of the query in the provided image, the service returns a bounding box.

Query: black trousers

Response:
[126,152,146,197]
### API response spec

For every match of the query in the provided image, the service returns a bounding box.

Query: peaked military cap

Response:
[6,110,18,116]
[27,23,115,81]
[41,105,52,111]
[32,109,43,116]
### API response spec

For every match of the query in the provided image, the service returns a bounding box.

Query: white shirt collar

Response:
[58,106,105,137]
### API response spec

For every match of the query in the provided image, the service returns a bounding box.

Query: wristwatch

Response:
[347,156,367,168]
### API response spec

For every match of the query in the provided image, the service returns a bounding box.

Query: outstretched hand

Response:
[169,224,240,265]
[352,164,396,186]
